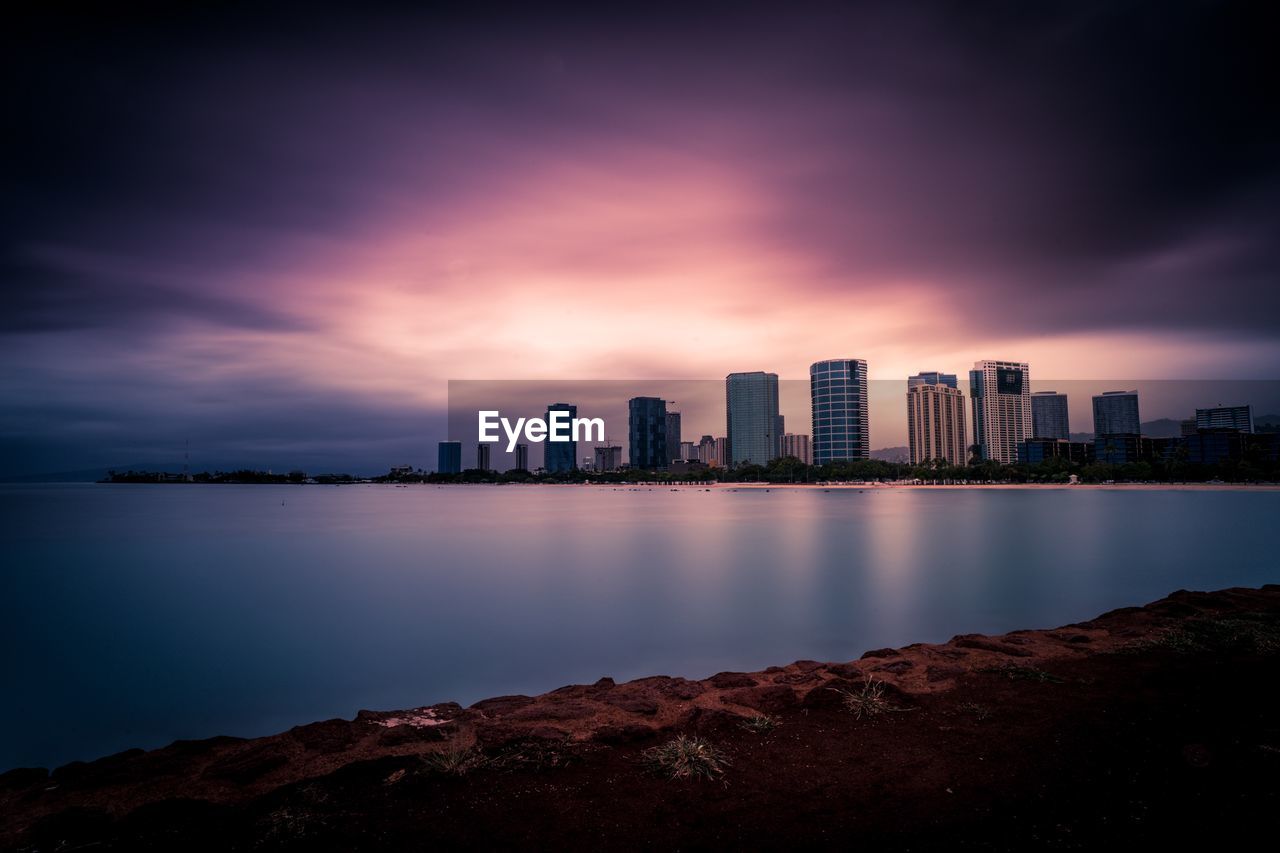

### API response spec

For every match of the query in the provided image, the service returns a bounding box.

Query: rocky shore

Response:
[4,585,1279,850]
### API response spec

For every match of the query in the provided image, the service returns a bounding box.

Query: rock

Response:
[0,766,49,790]
[470,695,536,715]
[593,724,656,745]
[861,648,899,659]
[602,694,660,716]
[953,636,1034,657]
[925,664,966,682]
[721,685,798,713]
[202,744,290,785]
[708,672,757,689]
[873,660,914,674]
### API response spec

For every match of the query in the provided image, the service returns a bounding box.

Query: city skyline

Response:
[4,2,1279,478]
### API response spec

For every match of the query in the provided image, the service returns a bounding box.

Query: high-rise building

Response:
[907,372,958,389]
[697,435,717,466]
[513,443,529,472]
[1018,438,1094,465]
[1196,404,1253,433]
[780,433,812,465]
[969,360,1031,463]
[665,411,682,466]
[1092,391,1140,436]
[714,437,729,468]
[476,443,491,471]
[810,359,869,464]
[726,372,780,466]
[594,445,623,472]
[907,379,966,465]
[628,397,668,470]
[544,402,577,473]
[1031,391,1070,440]
[437,441,461,474]
[679,441,697,460]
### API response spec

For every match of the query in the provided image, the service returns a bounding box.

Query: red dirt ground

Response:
[4,585,1279,850]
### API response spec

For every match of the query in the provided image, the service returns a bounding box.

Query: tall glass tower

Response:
[628,397,668,470]
[437,441,462,474]
[1031,391,1070,440]
[725,372,780,467]
[544,402,577,473]
[810,359,869,464]
[1092,391,1140,436]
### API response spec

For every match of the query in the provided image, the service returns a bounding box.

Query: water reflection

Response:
[2,483,1276,770]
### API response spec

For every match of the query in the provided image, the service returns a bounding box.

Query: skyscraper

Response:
[1092,391,1140,436]
[513,443,529,472]
[697,435,717,466]
[594,445,623,472]
[665,411,681,466]
[907,372,958,389]
[810,359,869,464]
[679,441,697,460]
[726,371,780,466]
[969,360,1031,463]
[628,396,668,470]
[714,437,729,468]
[475,443,491,471]
[1032,391,1070,440]
[1196,404,1253,433]
[437,440,461,474]
[780,433,812,464]
[907,377,966,465]
[544,402,577,473]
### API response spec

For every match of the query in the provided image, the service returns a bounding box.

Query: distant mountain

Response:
[871,446,909,463]
[1067,418,1187,443]
[1140,418,1184,438]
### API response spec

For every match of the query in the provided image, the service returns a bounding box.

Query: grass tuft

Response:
[739,714,781,734]
[641,735,730,780]
[830,675,909,719]
[423,747,490,776]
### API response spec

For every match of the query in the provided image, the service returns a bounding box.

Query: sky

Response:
[3,1,1279,476]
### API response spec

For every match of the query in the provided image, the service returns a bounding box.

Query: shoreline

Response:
[4,585,1279,848]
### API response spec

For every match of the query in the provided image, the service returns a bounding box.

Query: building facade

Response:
[437,441,461,474]
[1196,404,1253,433]
[628,396,669,470]
[726,372,780,466]
[969,360,1031,464]
[1031,391,1070,440]
[475,443,491,471]
[1018,438,1094,464]
[697,435,718,466]
[544,403,577,473]
[714,437,729,468]
[513,443,529,472]
[810,359,869,464]
[1092,391,1141,436]
[780,433,812,464]
[665,411,682,466]
[907,379,966,465]
[907,372,957,389]
[594,445,623,472]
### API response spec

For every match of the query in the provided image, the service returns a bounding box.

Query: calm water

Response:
[2,483,1277,770]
